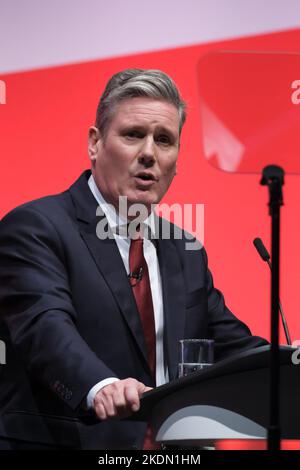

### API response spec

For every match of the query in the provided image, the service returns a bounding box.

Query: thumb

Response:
[137,382,153,395]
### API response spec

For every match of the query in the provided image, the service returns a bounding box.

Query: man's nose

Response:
[138,138,156,167]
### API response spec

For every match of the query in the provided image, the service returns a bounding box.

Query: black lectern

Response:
[136,346,300,447]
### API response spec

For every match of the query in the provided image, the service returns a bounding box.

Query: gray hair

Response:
[95,68,186,138]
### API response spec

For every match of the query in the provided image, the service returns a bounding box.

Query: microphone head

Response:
[253,237,270,262]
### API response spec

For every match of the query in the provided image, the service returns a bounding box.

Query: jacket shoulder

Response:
[1,191,72,226]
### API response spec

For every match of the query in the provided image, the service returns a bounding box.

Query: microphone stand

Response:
[260,165,284,451]
[253,237,291,346]
[265,260,291,347]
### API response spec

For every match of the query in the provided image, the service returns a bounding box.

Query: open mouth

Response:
[137,174,153,181]
[134,172,157,181]
[134,173,157,188]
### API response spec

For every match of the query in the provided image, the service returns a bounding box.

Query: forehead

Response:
[110,97,180,132]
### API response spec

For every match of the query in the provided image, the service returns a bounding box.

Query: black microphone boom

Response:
[253,237,270,262]
[253,237,291,345]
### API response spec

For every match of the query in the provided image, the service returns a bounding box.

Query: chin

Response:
[127,195,155,215]
[129,190,155,204]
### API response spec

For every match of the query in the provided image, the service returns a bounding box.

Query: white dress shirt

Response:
[86,175,168,408]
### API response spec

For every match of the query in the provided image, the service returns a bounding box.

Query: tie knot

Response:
[130,237,143,244]
[128,222,148,240]
[129,236,144,261]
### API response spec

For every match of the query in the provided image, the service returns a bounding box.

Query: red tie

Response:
[129,237,160,450]
[129,237,156,379]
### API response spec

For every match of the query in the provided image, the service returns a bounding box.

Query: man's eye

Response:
[157,135,171,145]
[126,131,142,139]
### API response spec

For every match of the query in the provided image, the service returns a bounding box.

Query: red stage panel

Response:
[1,29,300,342]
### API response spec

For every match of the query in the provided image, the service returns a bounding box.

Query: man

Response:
[0,69,267,450]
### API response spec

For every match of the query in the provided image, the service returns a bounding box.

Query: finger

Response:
[95,395,130,420]
[95,387,117,417]
[136,381,152,394]
[94,402,107,420]
[112,387,128,412]
[101,390,118,418]
[124,385,141,412]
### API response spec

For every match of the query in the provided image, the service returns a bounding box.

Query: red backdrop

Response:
[1,28,300,344]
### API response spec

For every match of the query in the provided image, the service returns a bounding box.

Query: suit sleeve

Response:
[0,205,118,412]
[202,248,268,361]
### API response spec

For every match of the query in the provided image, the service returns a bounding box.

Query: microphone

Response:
[253,237,270,263]
[253,237,291,345]
[128,267,143,286]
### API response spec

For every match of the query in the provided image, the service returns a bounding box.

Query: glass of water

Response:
[178,339,214,377]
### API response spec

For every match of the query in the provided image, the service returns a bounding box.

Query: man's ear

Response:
[88,126,101,163]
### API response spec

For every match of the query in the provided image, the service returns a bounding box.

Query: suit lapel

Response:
[69,171,149,368]
[69,172,186,379]
[156,235,186,381]
[81,222,149,366]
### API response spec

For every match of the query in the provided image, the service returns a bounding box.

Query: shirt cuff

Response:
[86,377,120,410]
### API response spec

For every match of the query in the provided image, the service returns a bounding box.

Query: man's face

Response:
[88,97,180,216]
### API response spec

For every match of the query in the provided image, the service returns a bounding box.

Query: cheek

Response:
[112,150,134,172]
[162,161,177,179]
[158,170,176,194]
[100,154,126,176]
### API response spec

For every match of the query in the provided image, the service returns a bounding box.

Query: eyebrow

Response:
[121,124,178,138]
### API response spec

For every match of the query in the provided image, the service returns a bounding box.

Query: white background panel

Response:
[1,0,300,73]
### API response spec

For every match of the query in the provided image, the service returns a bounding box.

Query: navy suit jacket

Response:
[0,170,267,449]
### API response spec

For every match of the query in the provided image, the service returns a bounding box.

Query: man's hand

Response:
[93,378,152,420]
